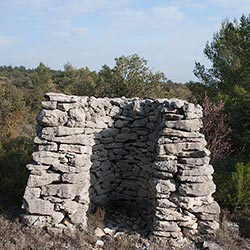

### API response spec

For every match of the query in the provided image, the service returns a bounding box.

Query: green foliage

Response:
[229,162,250,210]
[0,137,33,210]
[194,14,250,95]
[224,90,250,154]
[98,54,168,98]
[194,14,250,157]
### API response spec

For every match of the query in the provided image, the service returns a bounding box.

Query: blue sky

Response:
[0,0,249,82]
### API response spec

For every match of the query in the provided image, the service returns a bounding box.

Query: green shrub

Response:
[0,137,33,212]
[229,162,250,210]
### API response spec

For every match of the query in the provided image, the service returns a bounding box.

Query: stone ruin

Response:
[22,92,220,238]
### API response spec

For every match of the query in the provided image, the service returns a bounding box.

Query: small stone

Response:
[103,227,115,235]
[114,232,125,238]
[96,239,104,247]
[179,181,216,196]
[51,211,65,225]
[57,126,85,136]
[165,119,202,132]
[203,241,223,250]
[23,198,54,215]
[94,227,106,237]
[37,109,68,127]
[41,101,57,110]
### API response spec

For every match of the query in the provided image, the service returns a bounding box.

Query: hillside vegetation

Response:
[0,14,250,249]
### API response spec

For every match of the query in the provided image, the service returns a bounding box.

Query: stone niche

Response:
[22,92,220,238]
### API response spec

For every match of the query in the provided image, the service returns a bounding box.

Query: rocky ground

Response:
[1,209,250,250]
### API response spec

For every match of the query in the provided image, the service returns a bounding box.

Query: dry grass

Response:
[1,209,250,250]
[0,215,96,250]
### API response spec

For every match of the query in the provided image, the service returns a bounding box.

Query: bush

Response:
[0,137,34,212]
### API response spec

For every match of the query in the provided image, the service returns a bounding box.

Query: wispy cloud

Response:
[0,35,19,46]
[107,5,184,36]
[210,0,250,11]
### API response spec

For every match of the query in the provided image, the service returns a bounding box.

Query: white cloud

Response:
[107,5,184,36]
[210,0,250,11]
[0,35,19,46]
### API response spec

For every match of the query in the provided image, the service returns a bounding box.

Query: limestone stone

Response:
[67,107,86,127]
[51,211,65,225]
[37,109,68,127]
[156,199,178,208]
[178,181,216,196]
[38,142,58,152]
[164,142,205,154]
[27,172,60,187]
[183,103,203,120]
[115,133,138,142]
[96,240,105,247]
[41,184,79,199]
[178,149,211,158]
[189,201,220,215]
[154,170,174,179]
[96,119,108,129]
[24,187,41,199]
[153,161,178,173]
[178,157,210,166]
[161,128,204,138]
[155,208,184,221]
[44,183,89,200]
[59,144,91,154]
[203,241,223,250]
[114,119,129,128]
[154,221,181,232]
[41,127,57,140]
[170,193,214,210]
[57,102,81,111]
[68,208,87,225]
[103,227,115,235]
[32,151,61,165]
[165,120,202,132]
[52,134,91,145]
[153,230,182,238]
[179,165,214,176]
[199,221,220,233]
[26,164,50,171]
[41,101,57,110]
[46,92,81,102]
[34,136,48,144]
[101,128,120,138]
[24,198,54,215]
[60,200,82,214]
[62,172,87,183]
[167,99,186,108]
[154,178,176,193]
[52,163,79,173]
[94,227,106,237]
[177,175,213,183]
[57,126,85,136]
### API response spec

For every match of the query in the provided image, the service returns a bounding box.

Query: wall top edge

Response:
[45,92,202,111]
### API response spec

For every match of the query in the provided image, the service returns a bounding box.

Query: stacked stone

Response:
[152,99,220,238]
[22,93,220,238]
[89,98,162,234]
[22,93,95,230]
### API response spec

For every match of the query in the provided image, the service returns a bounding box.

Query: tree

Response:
[98,54,167,98]
[194,15,250,96]
[194,15,250,155]
[0,83,26,138]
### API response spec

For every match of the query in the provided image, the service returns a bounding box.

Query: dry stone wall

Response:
[22,92,220,238]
